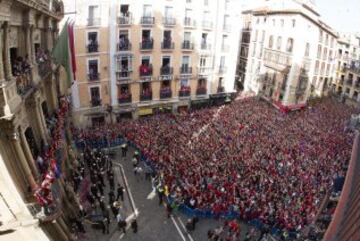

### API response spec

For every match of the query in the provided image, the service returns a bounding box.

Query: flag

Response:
[52,20,76,89]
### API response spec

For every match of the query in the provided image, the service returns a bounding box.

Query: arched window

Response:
[286,38,294,53]
[268,35,274,49]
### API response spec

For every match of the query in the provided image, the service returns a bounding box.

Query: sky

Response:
[316,0,360,33]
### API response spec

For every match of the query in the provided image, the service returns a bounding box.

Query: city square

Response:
[0,0,360,241]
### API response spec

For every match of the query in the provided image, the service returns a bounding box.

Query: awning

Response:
[138,108,153,116]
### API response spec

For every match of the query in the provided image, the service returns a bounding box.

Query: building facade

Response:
[0,1,77,240]
[68,0,240,126]
[238,0,338,109]
[332,33,360,102]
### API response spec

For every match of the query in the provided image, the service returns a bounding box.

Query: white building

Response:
[239,0,338,109]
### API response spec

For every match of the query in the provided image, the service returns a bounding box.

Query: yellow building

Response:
[67,0,240,126]
[0,1,77,240]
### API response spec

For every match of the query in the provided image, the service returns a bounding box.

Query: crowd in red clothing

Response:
[74,97,356,233]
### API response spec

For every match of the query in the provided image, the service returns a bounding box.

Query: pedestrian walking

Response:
[117,213,126,233]
[117,184,124,201]
[131,219,138,233]
[121,143,128,157]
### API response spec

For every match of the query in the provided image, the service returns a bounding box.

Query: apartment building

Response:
[0,0,77,240]
[332,33,360,101]
[68,0,240,126]
[238,0,338,109]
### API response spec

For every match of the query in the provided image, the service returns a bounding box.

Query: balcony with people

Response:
[196,78,207,95]
[118,34,131,51]
[10,50,32,97]
[179,85,191,97]
[88,61,100,81]
[140,31,154,50]
[87,33,99,53]
[118,85,132,104]
[116,57,132,81]
[161,34,174,51]
[118,5,132,25]
[90,97,101,107]
[139,62,153,77]
[160,81,172,99]
[140,83,152,101]
[36,47,52,79]
[160,57,173,77]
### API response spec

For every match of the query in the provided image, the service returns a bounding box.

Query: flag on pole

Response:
[52,20,76,89]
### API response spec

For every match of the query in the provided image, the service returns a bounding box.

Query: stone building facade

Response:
[0,1,78,240]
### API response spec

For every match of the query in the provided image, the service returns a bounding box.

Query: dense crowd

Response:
[74,97,356,234]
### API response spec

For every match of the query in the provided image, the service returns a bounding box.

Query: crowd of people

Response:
[74,97,356,236]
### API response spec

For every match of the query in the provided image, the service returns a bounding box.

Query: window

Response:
[225,0,230,10]
[286,38,293,53]
[143,4,152,17]
[325,34,329,46]
[90,87,100,100]
[256,18,260,24]
[315,61,319,75]
[328,50,332,61]
[272,19,275,26]
[222,35,228,48]
[268,35,273,49]
[204,0,209,6]
[184,32,191,42]
[317,45,322,59]
[305,43,310,57]
[165,6,173,18]
[292,19,296,27]
[181,79,189,87]
[261,30,265,42]
[182,56,190,67]
[330,37,334,48]
[319,30,323,42]
[88,5,99,19]
[281,19,284,27]
[88,59,98,75]
[223,15,230,29]
[186,0,191,3]
[276,36,282,50]
[254,30,258,41]
[220,56,226,68]
[252,43,256,57]
[323,48,328,60]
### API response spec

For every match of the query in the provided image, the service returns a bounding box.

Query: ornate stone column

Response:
[3,21,12,80]
[19,126,39,179]
[10,131,37,190]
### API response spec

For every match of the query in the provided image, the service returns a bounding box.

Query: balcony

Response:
[217,86,225,93]
[116,69,132,80]
[180,66,192,75]
[140,92,152,101]
[139,65,153,77]
[140,39,154,51]
[15,73,33,97]
[87,43,99,53]
[202,21,213,30]
[117,42,131,51]
[87,18,101,26]
[141,16,155,25]
[179,86,191,97]
[223,24,231,32]
[90,98,102,107]
[88,72,100,81]
[163,17,176,26]
[117,13,132,25]
[118,94,132,104]
[37,53,53,79]
[219,66,227,74]
[184,17,196,28]
[263,48,292,71]
[160,88,172,99]
[201,43,211,51]
[161,41,175,50]
[196,86,207,95]
[355,82,360,89]
[222,44,230,52]
[198,67,212,75]
[182,41,194,51]
[160,66,173,76]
